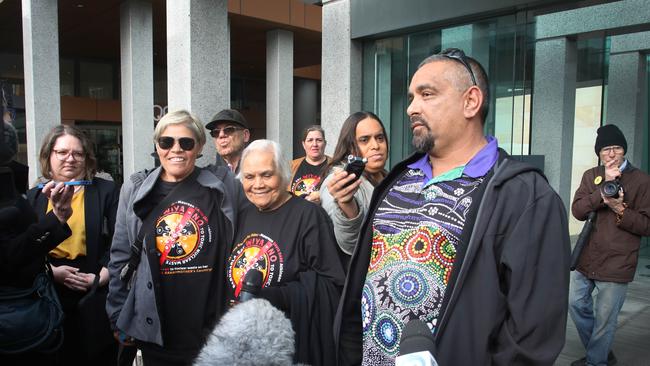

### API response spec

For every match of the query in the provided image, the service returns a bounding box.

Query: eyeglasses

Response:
[157,136,196,151]
[210,126,243,138]
[440,48,477,86]
[600,146,624,154]
[53,149,85,161]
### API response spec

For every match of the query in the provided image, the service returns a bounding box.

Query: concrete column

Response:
[120,0,154,179]
[606,52,646,166]
[266,29,294,163]
[321,0,362,156]
[166,0,229,167]
[531,37,577,209]
[21,0,61,183]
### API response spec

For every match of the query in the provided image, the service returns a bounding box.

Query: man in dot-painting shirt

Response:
[334,48,571,366]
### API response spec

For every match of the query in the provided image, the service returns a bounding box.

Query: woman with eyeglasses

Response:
[320,112,389,261]
[26,124,119,365]
[288,125,330,203]
[107,110,248,366]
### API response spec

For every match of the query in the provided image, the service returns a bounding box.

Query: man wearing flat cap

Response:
[206,109,250,174]
[569,124,650,366]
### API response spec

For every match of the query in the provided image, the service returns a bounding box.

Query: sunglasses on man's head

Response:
[157,136,196,151]
[210,126,243,138]
[440,48,477,86]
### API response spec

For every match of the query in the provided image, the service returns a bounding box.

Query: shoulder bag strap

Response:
[119,173,198,283]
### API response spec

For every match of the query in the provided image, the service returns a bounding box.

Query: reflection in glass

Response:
[567,37,607,235]
[362,13,535,168]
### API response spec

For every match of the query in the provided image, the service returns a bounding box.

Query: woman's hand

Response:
[304,191,321,204]
[98,266,110,287]
[51,265,96,292]
[68,272,96,291]
[43,181,74,223]
[51,264,83,290]
[326,169,363,219]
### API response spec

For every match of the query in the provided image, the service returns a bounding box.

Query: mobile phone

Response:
[37,180,92,189]
[343,155,367,187]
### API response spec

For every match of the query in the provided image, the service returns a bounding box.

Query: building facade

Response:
[2,0,649,243]
[1,0,322,182]
[321,0,649,239]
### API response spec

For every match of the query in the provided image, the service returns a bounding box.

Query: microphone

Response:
[395,319,439,366]
[194,298,295,366]
[238,269,263,302]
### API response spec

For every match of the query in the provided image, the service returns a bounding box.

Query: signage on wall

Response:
[154,105,168,122]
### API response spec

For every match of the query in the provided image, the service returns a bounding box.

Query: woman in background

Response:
[27,125,119,366]
[288,125,330,204]
[320,111,389,259]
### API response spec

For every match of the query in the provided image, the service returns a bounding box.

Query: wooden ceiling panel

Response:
[0,0,321,80]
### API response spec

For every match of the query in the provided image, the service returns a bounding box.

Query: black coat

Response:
[334,150,571,366]
[27,177,119,272]
[26,177,120,363]
[0,196,72,287]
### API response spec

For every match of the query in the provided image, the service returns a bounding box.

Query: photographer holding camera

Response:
[569,124,650,366]
[1,121,73,364]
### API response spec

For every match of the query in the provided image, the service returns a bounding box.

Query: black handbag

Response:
[76,271,115,358]
[0,266,64,354]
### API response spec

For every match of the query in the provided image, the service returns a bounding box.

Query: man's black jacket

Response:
[334,150,571,366]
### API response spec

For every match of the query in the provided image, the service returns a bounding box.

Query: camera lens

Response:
[601,180,620,198]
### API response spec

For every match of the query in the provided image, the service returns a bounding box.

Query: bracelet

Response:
[616,202,628,225]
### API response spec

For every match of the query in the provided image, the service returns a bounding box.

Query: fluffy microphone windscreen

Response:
[399,319,436,356]
[194,298,295,366]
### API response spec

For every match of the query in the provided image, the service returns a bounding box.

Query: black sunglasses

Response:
[210,126,243,138]
[157,136,196,151]
[440,48,477,86]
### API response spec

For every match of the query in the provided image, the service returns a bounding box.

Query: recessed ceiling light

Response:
[76,4,84,8]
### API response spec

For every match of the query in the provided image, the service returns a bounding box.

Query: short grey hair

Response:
[238,139,290,188]
[153,110,206,147]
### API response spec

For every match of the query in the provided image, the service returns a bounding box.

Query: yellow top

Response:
[48,189,87,259]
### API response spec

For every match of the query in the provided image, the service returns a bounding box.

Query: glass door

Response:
[76,123,123,184]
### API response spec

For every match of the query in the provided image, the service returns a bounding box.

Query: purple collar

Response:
[407,136,499,182]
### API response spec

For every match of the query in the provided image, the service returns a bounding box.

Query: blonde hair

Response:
[154,110,206,147]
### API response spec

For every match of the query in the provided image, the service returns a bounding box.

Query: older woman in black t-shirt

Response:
[227,139,345,366]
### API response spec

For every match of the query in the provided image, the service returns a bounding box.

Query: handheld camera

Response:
[601,178,622,199]
[343,155,367,187]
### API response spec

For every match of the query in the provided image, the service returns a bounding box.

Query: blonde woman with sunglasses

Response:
[107,110,248,366]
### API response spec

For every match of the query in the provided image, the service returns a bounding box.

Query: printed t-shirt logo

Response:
[155,201,210,267]
[291,174,321,197]
[228,233,284,289]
